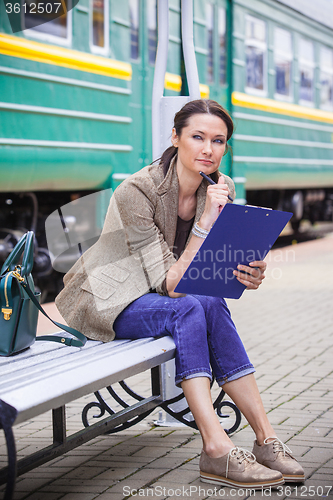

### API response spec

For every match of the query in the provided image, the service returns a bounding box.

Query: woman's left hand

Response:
[233,260,267,290]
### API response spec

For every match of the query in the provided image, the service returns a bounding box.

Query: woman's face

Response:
[172,113,228,178]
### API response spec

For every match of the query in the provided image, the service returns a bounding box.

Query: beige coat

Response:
[55,159,235,341]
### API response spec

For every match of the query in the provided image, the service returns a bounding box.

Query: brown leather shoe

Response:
[200,447,284,489]
[252,437,305,483]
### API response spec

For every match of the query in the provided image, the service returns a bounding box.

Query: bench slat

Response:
[0,338,135,388]
[0,334,176,425]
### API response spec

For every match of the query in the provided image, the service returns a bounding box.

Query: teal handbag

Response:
[0,231,86,357]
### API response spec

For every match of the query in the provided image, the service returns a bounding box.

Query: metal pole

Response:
[181,0,200,99]
[151,0,200,426]
[152,0,169,161]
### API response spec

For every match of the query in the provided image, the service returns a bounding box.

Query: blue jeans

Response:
[113,294,255,387]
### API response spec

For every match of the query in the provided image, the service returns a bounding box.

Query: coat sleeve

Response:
[105,178,176,295]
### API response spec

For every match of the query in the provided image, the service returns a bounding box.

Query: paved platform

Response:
[1,235,332,500]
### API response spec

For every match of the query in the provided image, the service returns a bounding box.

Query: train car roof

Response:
[276,0,333,30]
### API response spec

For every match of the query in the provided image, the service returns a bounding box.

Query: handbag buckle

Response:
[2,307,12,320]
[12,270,25,282]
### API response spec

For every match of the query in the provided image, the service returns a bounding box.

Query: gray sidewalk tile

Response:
[301,447,333,463]
[23,494,63,500]
[94,494,128,500]
[39,481,109,494]
[93,467,139,482]
[59,495,97,500]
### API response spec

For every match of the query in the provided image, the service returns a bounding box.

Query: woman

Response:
[56,99,304,489]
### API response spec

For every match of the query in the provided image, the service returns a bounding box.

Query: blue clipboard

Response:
[174,203,292,299]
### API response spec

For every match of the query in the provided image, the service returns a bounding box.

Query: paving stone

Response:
[90,457,152,467]
[23,493,63,500]
[58,494,97,500]
[62,466,110,480]
[291,437,333,449]
[301,447,333,463]
[93,466,139,481]
[47,455,93,469]
[40,481,109,494]
[157,467,200,484]
[95,493,131,500]
[132,446,171,458]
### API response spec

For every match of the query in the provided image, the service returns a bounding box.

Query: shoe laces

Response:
[226,447,256,478]
[264,436,293,457]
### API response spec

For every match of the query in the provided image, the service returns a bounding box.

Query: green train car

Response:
[0,0,333,296]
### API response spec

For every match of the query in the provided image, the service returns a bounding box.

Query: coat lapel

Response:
[156,157,179,249]
[156,155,209,251]
[195,179,208,223]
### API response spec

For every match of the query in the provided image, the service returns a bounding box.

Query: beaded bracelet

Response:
[192,222,209,239]
[194,222,209,235]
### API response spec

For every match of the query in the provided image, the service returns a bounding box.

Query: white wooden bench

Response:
[0,333,176,500]
[0,332,241,500]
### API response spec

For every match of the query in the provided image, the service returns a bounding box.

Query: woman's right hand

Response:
[199,175,231,230]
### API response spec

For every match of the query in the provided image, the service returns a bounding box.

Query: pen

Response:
[199,171,234,202]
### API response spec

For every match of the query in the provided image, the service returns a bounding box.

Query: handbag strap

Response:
[15,276,87,348]
[1,231,34,276]
[21,231,34,277]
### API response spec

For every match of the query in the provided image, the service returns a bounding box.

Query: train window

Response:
[130,0,140,60]
[299,38,314,105]
[24,0,71,42]
[147,0,157,65]
[274,27,293,99]
[218,7,226,85]
[91,0,109,53]
[245,16,267,93]
[320,46,333,110]
[206,3,214,83]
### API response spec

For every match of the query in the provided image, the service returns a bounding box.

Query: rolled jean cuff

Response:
[217,365,255,386]
[175,370,212,388]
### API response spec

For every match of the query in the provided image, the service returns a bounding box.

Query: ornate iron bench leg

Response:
[82,367,162,433]
[213,389,242,434]
[0,400,18,500]
[82,370,242,435]
[159,387,241,434]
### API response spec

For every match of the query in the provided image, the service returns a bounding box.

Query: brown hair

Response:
[159,99,234,182]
